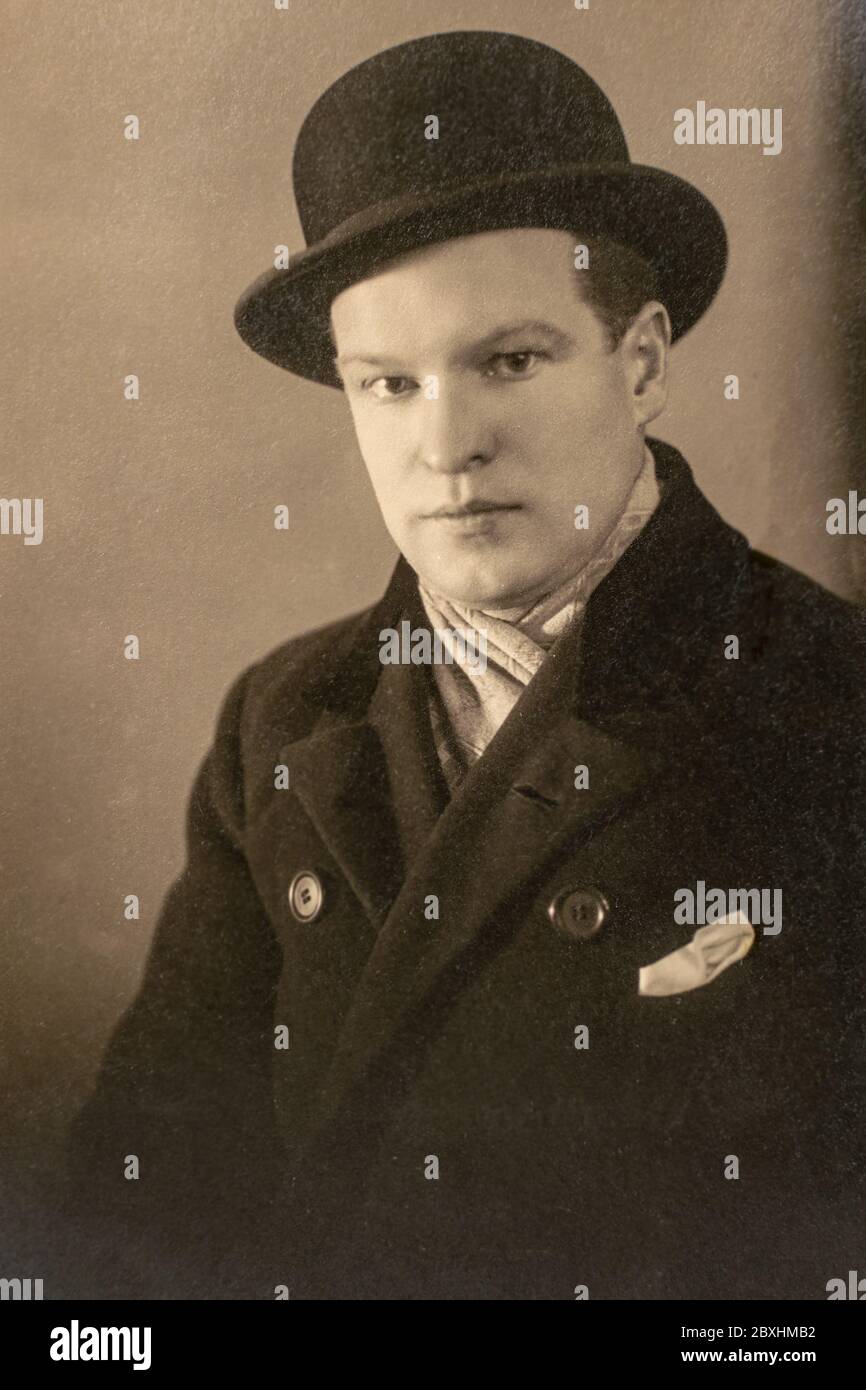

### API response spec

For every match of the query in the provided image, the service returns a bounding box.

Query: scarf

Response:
[417,446,661,792]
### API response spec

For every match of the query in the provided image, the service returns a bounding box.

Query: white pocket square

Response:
[638,912,755,997]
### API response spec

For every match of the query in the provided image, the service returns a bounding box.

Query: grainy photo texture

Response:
[3,1,865,1314]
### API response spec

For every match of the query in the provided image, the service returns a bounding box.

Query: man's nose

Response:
[415,382,496,474]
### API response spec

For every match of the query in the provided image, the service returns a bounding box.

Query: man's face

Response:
[331,227,667,608]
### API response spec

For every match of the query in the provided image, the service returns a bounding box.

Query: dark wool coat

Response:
[62,439,866,1301]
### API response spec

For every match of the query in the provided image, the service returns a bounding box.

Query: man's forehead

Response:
[330,228,584,363]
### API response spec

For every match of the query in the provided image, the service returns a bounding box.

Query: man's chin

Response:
[416,563,555,611]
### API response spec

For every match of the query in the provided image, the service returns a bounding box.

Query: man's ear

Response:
[623,301,671,427]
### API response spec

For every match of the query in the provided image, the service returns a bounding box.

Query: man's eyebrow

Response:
[334,350,396,371]
[472,320,576,352]
[334,321,575,374]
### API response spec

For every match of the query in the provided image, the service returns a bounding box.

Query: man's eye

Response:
[365,376,414,399]
[485,350,547,378]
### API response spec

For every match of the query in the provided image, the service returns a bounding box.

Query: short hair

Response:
[573,235,660,349]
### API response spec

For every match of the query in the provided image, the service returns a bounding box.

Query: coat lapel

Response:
[280,558,449,928]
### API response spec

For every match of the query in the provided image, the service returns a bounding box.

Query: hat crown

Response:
[293,31,630,246]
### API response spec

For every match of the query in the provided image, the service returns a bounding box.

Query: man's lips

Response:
[422,501,521,518]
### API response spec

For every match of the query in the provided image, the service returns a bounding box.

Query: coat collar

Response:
[281,439,752,1154]
[576,437,750,721]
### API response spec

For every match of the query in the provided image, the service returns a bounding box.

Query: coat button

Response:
[288,869,325,923]
[548,886,609,941]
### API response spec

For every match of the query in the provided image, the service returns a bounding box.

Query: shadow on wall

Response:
[832,2,866,601]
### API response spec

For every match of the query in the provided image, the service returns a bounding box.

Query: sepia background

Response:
[2,0,865,1274]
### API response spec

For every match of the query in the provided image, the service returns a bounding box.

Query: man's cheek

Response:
[360,442,401,496]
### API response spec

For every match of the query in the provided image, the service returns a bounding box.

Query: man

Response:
[64,31,865,1300]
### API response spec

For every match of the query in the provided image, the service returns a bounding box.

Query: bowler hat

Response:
[234,30,727,388]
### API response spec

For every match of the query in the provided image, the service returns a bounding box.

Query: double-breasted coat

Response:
[63,439,866,1300]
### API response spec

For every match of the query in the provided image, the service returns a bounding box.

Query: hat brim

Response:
[234,164,727,388]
